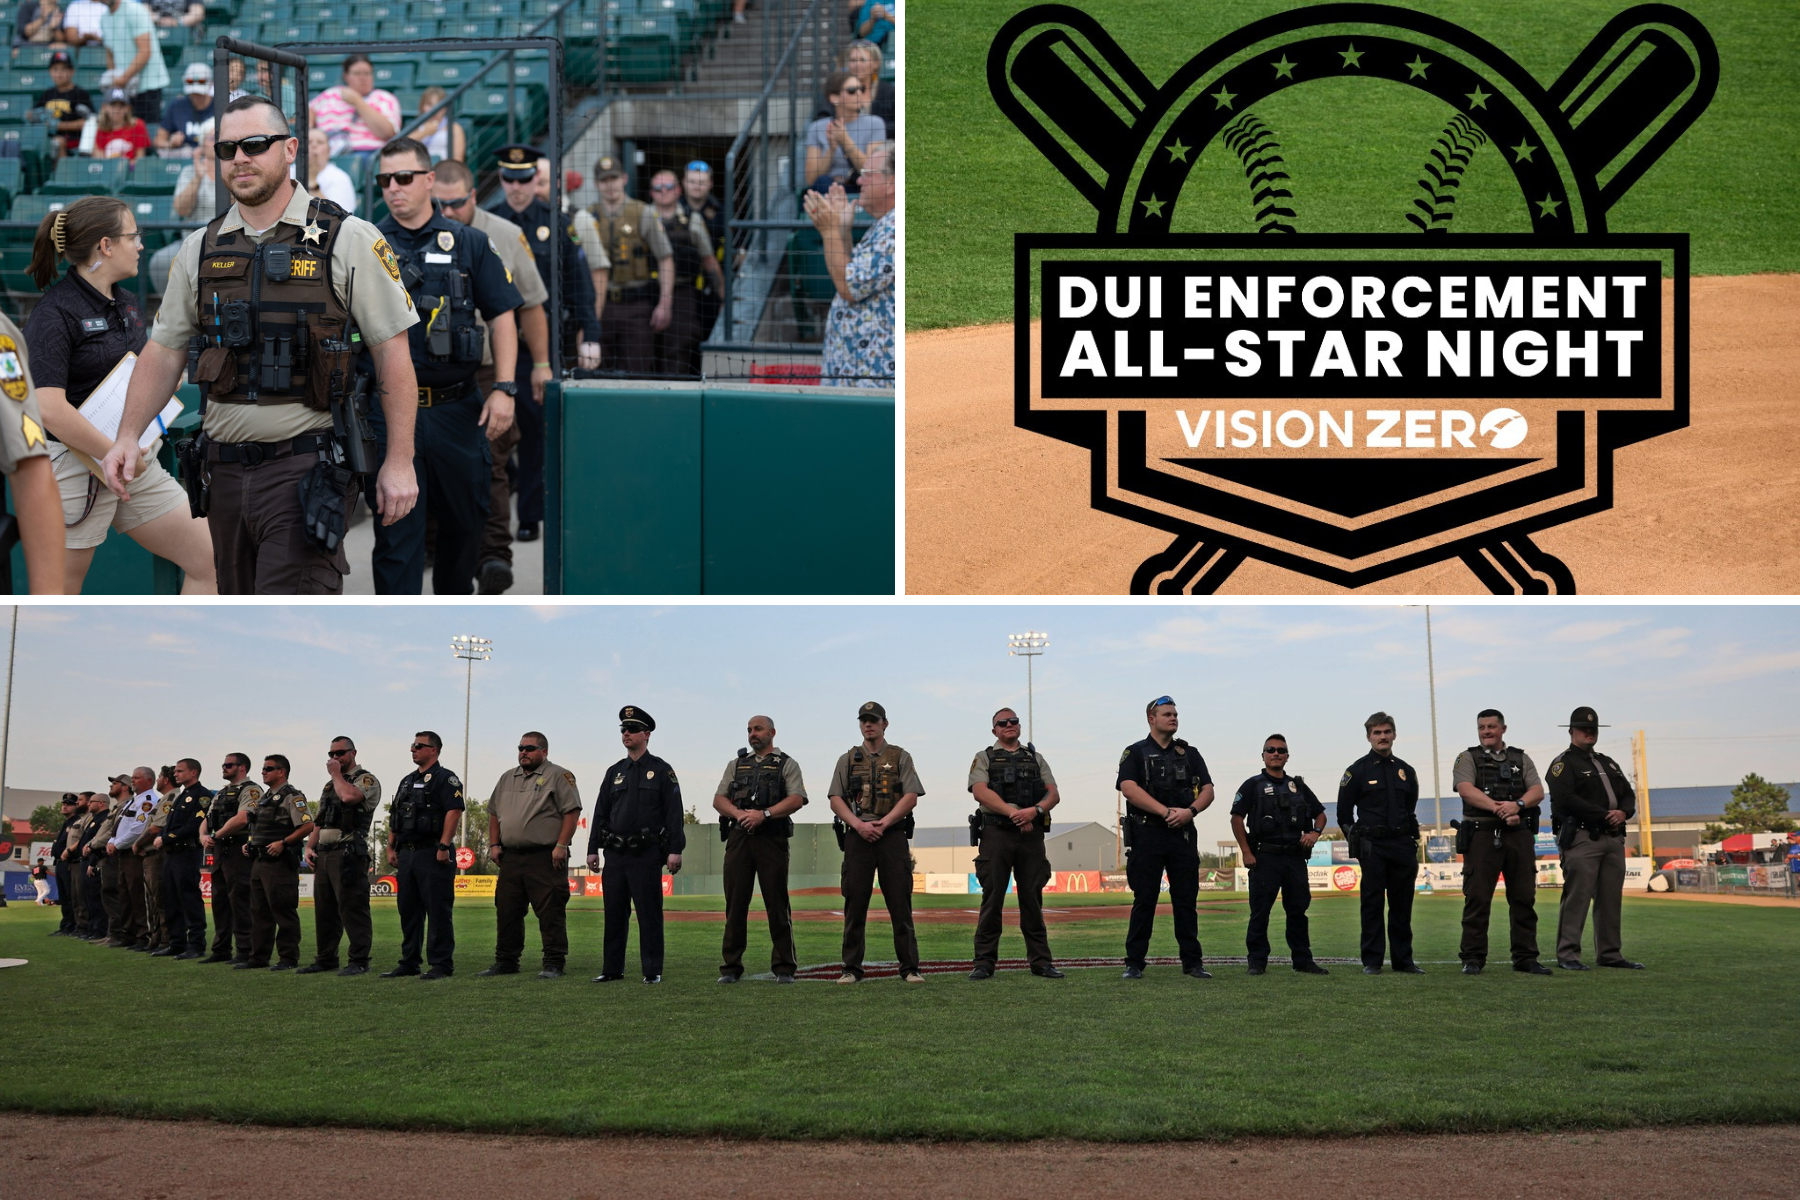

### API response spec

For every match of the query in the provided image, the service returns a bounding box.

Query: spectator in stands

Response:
[732,0,747,24]
[305,126,355,213]
[145,0,200,28]
[37,47,93,155]
[94,86,149,159]
[412,87,465,165]
[97,0,170,126]
[804,70,880,195]
[313,53,398,162]
[60,0,104,46]
[15,0,70,47]
[154,60,211,156]
[812,40,892,140]
[853,1,894,50]
[802,140,893,388]
[149,117,207,291]
[22,195,218,593]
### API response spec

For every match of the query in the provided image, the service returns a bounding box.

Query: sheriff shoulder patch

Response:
[372,238,401,283]
[1551,761,1565,777]
[0,336,28,402]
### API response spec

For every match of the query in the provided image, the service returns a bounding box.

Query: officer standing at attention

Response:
[153,758,212,959]
[679,161,726,342]
[50,793,84,937]
[712,714,808,985]
[238,755,314,971]
[646,168,723,378]
[586,707,685,983]
[1338,711,1425,975]
[109,768,158,952]
[1452,709,1552,976]
[78,789,117,942]
[491,144,601,543]
[589,155,675,378]
[1229,735,1329,976]
[967,707,1063,981]
[198,752,261,964]
[1117,696,1215,980]
[384,731,465,980]
[132,767,177,954]
[371,136,522,594]
[299,736,382,976]
[101,94,421,594]
[482,730,583,979]
[1548,707,1644,972]
[829,701,925,985]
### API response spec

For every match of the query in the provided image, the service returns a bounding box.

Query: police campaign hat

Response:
[1564,706,1608,730]
[857,701,887,722]
[619,706,655,732]
[496,143,542,183]
[594,155,627,181]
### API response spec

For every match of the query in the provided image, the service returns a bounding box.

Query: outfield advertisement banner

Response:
[453,876,498,897]
[574,876,672,897]
[929,873,972,893]
[1100,870,1129,892]
[1046,871,1102,892]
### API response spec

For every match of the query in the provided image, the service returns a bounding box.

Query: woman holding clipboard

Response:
[23,196,215,593]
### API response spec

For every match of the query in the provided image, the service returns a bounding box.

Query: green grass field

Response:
[3,892,1796,1140]
[907,0,1800,330]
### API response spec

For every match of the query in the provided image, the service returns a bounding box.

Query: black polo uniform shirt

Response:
[1337,751,1421,833]
[587,753,686,854]
[22,268,148,438]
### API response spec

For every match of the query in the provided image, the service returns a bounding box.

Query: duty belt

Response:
[1253,842,1310,856]
[163,839,199,850]
[417,380,474,407]
[397,841,439,851]
[206,433,333,464]
[504,844,555,854]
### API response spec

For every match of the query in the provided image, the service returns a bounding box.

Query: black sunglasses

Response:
[410,742,434,751]
[437,193,472,208]
[1263,747,1289,755]
[260,766,280,773]
[994,717,1020,727]
[214,134,289,160]
[517,744,544,752]
[327,749,353,758]
[377,170,427,189]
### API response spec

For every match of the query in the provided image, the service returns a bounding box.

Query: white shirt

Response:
[110,789,157,847]
[64,0,107,38]
[314,162,356,214]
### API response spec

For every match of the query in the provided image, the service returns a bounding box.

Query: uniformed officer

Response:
[432,160,552,595]
[1548,707,1644,971]
[647,168,723,378]
[371,135,522,595]
[680,161,726,342]
[109,768,159,951]
[712,714,807,984]
[483,730,583,979]
[101,93,422,594]
[585,706,685,984]
[133,768,177,954]
[237,755,314,971]
[1229,735,1329,976]
[491,143,601,543]
[1117,696,1215,980]
[77,789,114,941]
[1338,711,1425,975]
[383,731,465,980]
[967,707,1063,981]
[50,793,84,936]
[536,158,612,351]
[299,736,381,976]
[198,752,262,964]
[589,155,675,378]
[1452,709,1552,976]
[152,758,212,959]
[828,701,924,984]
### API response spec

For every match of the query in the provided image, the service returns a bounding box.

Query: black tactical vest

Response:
[387,221,485,380]
[846,744,904,817]
[248,784,304,846]
[392,770,448,842]
[1248,774,1309,848]
[1143,739,1196,807]
[206,778,259,840]
[315,769,378,840]
[985,745,1048,808]
[730,752,787,809]
[655,209,707,293]
[1464,745,1528,818]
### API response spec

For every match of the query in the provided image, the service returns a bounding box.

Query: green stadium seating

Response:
[378,16,440,40]
[264,20,321,45]
[316,19,379,43]
[467,0,514,18]
[0,94,37,124]
[612,14,679,84]
[46,156,130,194]
[6,193,75,235]
[371,62,417,92]
[1,124,52,192]
[309,3,357,21]
[0,158,20,214]
[413,0,469,18]
[441,17,501,39]
[13,46,62,69]
[153,23,190,69]
[2,69,51,96]
[122,156,191,195]
[0,245,43,296]
[331,154,368,196]
[123,194,189,251]
[416,59,494,89]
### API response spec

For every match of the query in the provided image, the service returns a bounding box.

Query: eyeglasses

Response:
[436,193,472,209]
[327,749,353,758]
[1263,747,1289,755]
[842,85,864,94]
[650,183,677,192]
[214,134,288,160]
[410,742,434,751]
[1150,696,1175,709]
[994,717,1020,727]
[376,170,426,189]
[517,744,544,753]
[260,766,279,773]
[114,230,143,245]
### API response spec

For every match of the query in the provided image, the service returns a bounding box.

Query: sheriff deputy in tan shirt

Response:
[482,730,583,978]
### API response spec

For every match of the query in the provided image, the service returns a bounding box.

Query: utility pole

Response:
[1424,605,1443,834]
[450,635,492,873]
[1007,630,1049,745]
[1632,730,1654,858]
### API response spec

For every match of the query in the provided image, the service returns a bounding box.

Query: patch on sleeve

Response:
[21,413,45,448]
[0,336,28,402]
[518,230,531,252]
[1339,771,1351,787]
[563,771,575,786]
[243,784,263,803]
[372,238,401,283]
[1118,748,1132,764]
[1551,761,1565,778]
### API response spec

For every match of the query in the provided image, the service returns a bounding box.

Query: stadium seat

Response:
[6,193,74,236]
[0,158,20,213]
[0,245,43,295]
[2,124,52,191]
[0,94,37,124]
[441,17,501,39]
[124,194,187,250]
[331,154,368,195]
[466,0,514,18]
[413,0,469,18]
[13,46,62,70]
[153,23,190,69]
[371,62,417,92]
[44,156,130,195]
[2,69,50,96]
[416,59,492,89]
[309,3,356,20]
[379,17,441,40]
[611,14,679,84]
[265,20,320,45]
[122,157,191,195]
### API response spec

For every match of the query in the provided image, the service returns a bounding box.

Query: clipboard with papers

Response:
[66,351,186,480]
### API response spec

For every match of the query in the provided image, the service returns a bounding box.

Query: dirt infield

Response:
[3,1113,1793,1199]
[904,275,1800,593]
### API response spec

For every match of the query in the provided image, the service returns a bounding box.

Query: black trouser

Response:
[56,860,75,932]
[395,845,456,973]
[840,827,919,978]
[511,345,546,528]
[601,847,666,977]
[312,843,374,969]
[1124,834,1203,970]
[142,852,167,948]
[972,819,1053,971]
[720,828,795,978]
[368,386,491,595]
[209,841,253,958]
[161,844,207,953]
[85,859,107,933]
[249,847,301,967]
[99,854,122,939]
[1245,850,1314,968]
[494,846,569,970]
[1459,821,1540,966]
[599,294,656,375]
[1356,834,1419,969]
[117,852,148,944]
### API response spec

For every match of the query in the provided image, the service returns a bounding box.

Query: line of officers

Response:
[42,698,1644,983]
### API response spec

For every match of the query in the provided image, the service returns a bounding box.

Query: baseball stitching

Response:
[1222,113,1297,234]
[1407,113,1488,233]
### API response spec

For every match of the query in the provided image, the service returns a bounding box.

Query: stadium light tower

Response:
[1423,606,1444,833]
[451,634,492,869]
[1007,630,1049,745]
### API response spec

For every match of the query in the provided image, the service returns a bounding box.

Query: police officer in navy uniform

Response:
[383,730,466,980]
[1452,709,1552,976]
[585,706,685,984]
[154,758,213,959]
[490,143,601,543]
[371,136,522,594]
[1116,695,1216,980]
[1548,707,1643,972]
[1338,711,1425,975]
[50,794,83,936]
[1230,735,1329,976]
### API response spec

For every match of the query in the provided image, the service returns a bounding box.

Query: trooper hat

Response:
[593,154,627,181]
[1564,706,1608,730]
[857,700,887,722]
[619,706,655,733]
[495,143,542,183]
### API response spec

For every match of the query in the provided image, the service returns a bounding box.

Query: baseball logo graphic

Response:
[983,3,1718,593]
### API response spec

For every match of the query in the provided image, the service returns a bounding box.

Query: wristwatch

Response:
[437,842,454,852]
[491,380,518,397]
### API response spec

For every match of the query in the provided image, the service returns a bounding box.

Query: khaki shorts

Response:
[52,440,188,550]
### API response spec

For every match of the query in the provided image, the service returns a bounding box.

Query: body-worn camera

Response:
[218,300,253,349]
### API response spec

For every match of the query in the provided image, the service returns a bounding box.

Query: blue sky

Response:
[3,604,1795,847]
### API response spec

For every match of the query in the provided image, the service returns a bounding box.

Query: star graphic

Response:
[1141,194,1167,218]
[1211,84,1236,110]
[1535,194,1564,218]
[1271,54,1296,79]
[1465,85,1491,110]
[1510,138,1538,163]
[1165,138,1191,163]
[301,221,325,245]
[1406,55,1430,79]
[1339,43,1363,68]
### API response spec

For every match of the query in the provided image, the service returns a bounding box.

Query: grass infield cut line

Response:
[778,955,1445,980]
